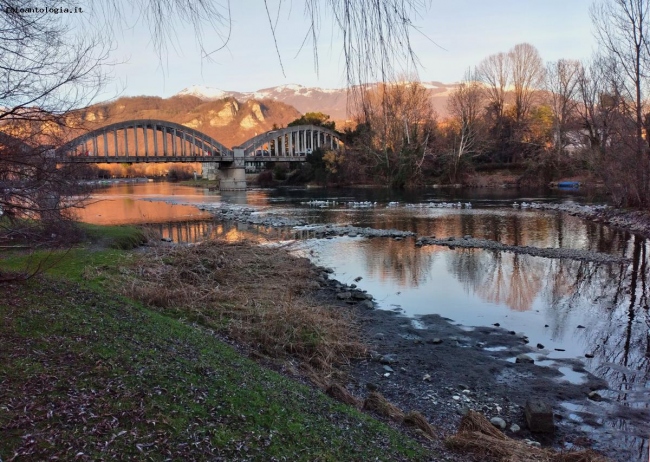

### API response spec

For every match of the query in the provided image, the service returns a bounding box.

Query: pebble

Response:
[380,354,398,365]
[336,291,352,300]
[510,424,521,433]
[490,417,507,430]
[452,395,461,401]
[516,354,534,364]
[359,300,374,310]
[588,391,602,401]
[537,343,545,349]
[585,353,594,359]
[429,338,443,345]
[383,365,394,372]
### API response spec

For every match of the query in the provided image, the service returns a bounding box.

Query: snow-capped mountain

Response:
[176,81,458,120]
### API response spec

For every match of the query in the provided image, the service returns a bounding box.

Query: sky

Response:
[99,0,597,100]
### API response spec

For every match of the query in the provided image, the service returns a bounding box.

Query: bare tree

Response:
[354,81,437,187]
[447,68,485,178]
[576,56,620,152]
[477,52,511,121]
[591,0,650,158]
[0,2,112,238]
[509,43,545,125]
[546,59,582,154]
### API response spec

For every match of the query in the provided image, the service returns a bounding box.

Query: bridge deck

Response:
[64,155,309,163]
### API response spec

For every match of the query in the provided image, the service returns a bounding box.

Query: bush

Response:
[167,166,194,181]
[273,165,288,181]
[256,170,276,187]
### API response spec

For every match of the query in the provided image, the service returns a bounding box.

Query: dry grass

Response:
[112,240,366,371]
[326,383,361,407]
[446,411,609,462]
[363,391,405,422]
[403,411,436,440]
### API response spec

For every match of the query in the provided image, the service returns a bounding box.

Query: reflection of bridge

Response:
[56,120,343,190]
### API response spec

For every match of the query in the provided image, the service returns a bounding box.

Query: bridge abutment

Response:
[201,162,219,180]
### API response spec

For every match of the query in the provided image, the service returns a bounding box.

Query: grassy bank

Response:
[0,227,430,461]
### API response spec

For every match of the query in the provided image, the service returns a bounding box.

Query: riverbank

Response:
[0,231,431,461]
[0,227,611,461]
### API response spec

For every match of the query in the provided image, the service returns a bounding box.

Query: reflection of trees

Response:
[447,249,544,311]
[540,234,649,456]
[446,235,649,454]
[361,238,435,288]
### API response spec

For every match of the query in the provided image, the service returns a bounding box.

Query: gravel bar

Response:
[416,236,630,264]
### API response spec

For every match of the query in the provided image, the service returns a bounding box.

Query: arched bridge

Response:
[57,120,343,190]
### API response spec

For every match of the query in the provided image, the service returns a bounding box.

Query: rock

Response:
[369,351,382,361]
[383,365,394,373]
[493,323,500,327]
[365,293,373,300]
[447,236,455,241]
[510,424,521,433]
[457,406,470,416]
[161,237,173,242]
[350,284,357,289]
[463,235,472,240]
[536,343,544,349]
[509,331,516,335]
[516,354,534,364]
[428,338,443,345]
[585,353,595,359]
[354,276,363,282]
[336,291,352,300]
[588,391,602,401]
[351,291,367,300]
[577,325,586,329]
[359,300,374,310]
[323,267,334,274]
[366,382,378,391]
[490,417,507,430]
[348,232,358,237]
[525,400,555,433]
[555,348,565,352]
[422,374,431,382]
[452,395,461,401]
[307,281,321,290]
[380,354,398,365]
[525,439,542,448]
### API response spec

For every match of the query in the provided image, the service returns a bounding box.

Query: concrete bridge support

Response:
[201,162,219,181]
[217,148,246,190]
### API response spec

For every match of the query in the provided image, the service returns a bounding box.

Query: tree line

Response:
[321,0,650,208]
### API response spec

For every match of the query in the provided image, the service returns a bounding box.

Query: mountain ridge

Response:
[176,81,459,120]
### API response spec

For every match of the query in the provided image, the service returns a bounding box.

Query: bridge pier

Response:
[217,148,246,190]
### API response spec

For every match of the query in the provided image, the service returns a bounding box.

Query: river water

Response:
[77,181,649,461]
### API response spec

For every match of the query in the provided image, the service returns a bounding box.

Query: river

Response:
[76,181,649,461]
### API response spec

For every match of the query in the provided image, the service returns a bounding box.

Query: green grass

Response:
[79,223,147,249]
[0,278,428,461]
[0,224,432,461]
